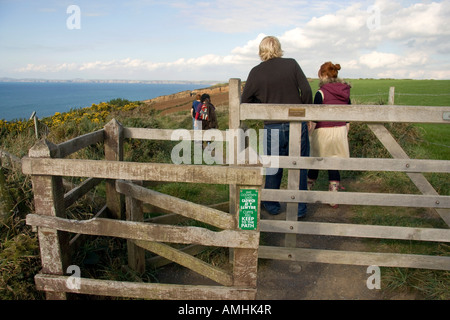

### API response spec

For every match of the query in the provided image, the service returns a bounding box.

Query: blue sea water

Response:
[0,82,204,121]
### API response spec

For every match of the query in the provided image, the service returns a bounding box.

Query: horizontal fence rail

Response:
[260,220,450,243]
[261,155,450,173]
[22,158,263,185]
[26,214,259,249]
[240,103,450,123]
[262,189,449,209]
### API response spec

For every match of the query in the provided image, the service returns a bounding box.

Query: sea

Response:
[0,81,211,121]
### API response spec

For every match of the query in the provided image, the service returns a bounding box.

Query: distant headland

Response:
[0,77,222,86]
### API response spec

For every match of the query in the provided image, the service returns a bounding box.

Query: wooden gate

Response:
[23,119,263,300]
[23,78,450,300]
[228,78,450,271]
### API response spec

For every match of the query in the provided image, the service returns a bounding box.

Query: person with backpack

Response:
[195,93,218,131]
[191,93,202,130]
[194,93,218,152]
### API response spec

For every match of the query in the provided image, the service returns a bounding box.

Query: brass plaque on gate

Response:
[288,108,306,117]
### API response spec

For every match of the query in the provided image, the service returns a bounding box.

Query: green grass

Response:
[309,78,450,106]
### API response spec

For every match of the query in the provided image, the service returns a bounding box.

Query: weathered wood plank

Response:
[104,119,124,220]
[285,122,302,248]
[34,274,257,300]
[126,180,145,274]
[228,78,243,217]
[57,129,104,158]
[64,177,103,208]
[28,139,68,300]
[22,158,264,186]
[147,244,207,268]
[124,127,228,142]
[259,246,450,271]
[68,204,108,247]
[116,180,235,230]
[261,189,450,208]
[26,214,260,249]
[133,240,233,286]
[232,185,260,287]
[241,103,450,123]
[260,220,450,243]
[261,156,450,173]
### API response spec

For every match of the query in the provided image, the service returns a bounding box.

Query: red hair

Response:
[318,62,341,79]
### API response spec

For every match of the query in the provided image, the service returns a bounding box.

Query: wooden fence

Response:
[23,78,450,300]
[23,119,263,300]
[228,78,450,271]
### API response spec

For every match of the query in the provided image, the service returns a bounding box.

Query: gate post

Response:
[28,139,69,300]
[126,180,145,274]
[228,78,242,215]
[232,185,261,296]
[104,119,124,219]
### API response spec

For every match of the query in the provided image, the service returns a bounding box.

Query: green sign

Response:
[239,189,258,230]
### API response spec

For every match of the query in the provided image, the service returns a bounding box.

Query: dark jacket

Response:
[241,57,312,123]
[314,79,351,129]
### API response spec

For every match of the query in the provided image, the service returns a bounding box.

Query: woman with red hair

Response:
[307,62,351,208]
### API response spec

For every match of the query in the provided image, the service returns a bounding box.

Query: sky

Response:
[0,0,449,81]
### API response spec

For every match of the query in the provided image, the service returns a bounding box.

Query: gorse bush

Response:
[0,98,153,299]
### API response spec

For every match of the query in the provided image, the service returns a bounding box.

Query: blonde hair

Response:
[259,36,283,61]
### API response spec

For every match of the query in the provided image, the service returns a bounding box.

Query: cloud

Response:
[174,0,314,33]
[276,0,450,79]
[358,51,429,69]
[13,1,450,80]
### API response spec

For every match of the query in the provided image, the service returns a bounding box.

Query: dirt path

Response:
[155,183,423,300]
[256,203,388,300]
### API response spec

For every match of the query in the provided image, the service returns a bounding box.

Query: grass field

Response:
[308,79,450,106]
[0,79,449,300]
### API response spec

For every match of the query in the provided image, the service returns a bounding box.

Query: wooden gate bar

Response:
[259,246,450,271]
[34,274,256,300]
[285,122,302,247]
[116,179,235,230]
[262,189,450,208]
[22,158,263,186]
[26,214,260,249]
[260,220,450,243]
[240,103,450,123]
[261,155,450,173]
[132,240,234,286]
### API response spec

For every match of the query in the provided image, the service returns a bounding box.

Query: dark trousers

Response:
[263,122,309,215]
[307,169,341,181]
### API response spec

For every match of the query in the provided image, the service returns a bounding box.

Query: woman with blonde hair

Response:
[241,36,312,218]
[307,62,351,208]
